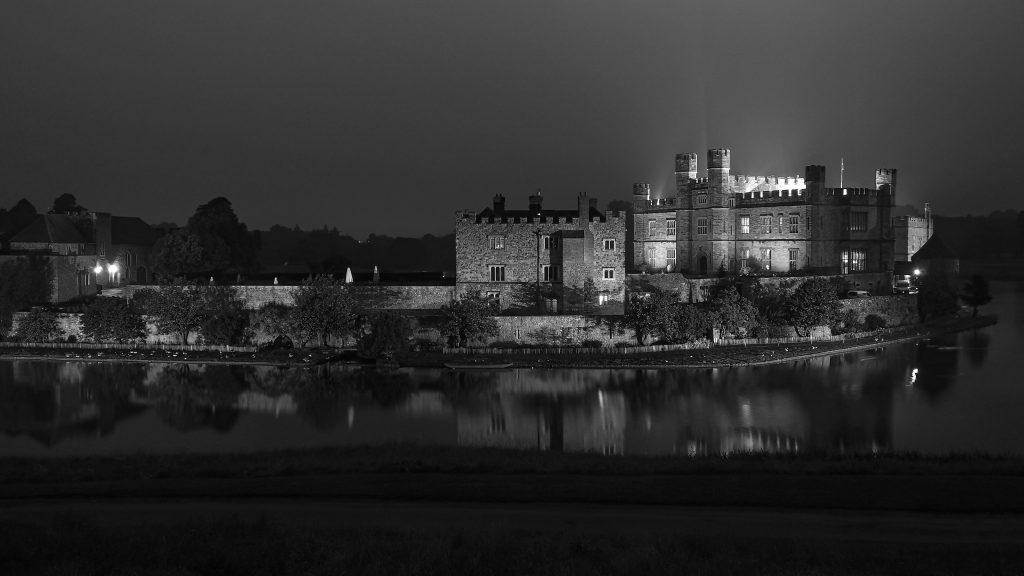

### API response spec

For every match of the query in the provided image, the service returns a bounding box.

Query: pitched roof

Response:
[9,214,86,244]
[111,216,157,245]
[911,235,957,261]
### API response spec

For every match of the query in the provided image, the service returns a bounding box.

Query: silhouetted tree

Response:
[0,256,53,337]
[785,278,841,336]
[149,279,207,345]
[151,229,205,280]
[187,197,257,273]
[50,193,86,214]
[199,286,250,345]
[960,274,992,317]
[9,198,37,234]
[289,275,361,347]
[440,292,499,347]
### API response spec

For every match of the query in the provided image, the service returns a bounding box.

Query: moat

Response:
[2,281,1021,459]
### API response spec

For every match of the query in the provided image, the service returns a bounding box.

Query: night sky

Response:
[2,0,1022,237]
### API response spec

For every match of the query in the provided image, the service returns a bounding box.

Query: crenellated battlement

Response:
[821,187,891,197]
[456,209,626,225]
[735,188,806,206]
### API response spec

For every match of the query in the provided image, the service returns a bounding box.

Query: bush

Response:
[838,309,860,333]
[82,297,147,343]
[864,314,888,331]
[488,340,522,349]
[580,339,604,348]
[358,312,414,359]
[15,308,63,343]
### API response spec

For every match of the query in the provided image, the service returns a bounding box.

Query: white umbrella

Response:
[345,267,354,284]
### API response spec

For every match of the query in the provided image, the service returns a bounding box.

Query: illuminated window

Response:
[741,248,750,262]
[666,219,676,236]
[759,215,772,234]
[648,220,657,237]
[488,235,505,249]
[544,298,558,313]
[849,212,868,232]
[602,238,616,251]
[841,249,866,274]
[789,214,799,233]
[666,247,676,269]
[740,216,750,234]
[602,268,615,279]
[488,265,506,281]
[789,248,799,271]
[697,217,709,235]
[760,248,773,271]
[598,294,609,305]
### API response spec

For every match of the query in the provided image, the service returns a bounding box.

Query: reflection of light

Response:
[908,367,918,387]
[347,404,355,429]
[598,390,605,410]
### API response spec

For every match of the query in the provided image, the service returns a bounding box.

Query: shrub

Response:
[488,340,522,349]
[81,298,147,343]
[864,314,888,331]
[358,312,414,359]
[15,308,63,343]
[580,339,603,348]
[838,309,860,333]
[199,286,250,345]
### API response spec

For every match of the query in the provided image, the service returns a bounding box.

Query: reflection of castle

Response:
[456,389,626,454]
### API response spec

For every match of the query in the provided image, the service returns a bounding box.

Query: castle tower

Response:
[528,189,543,213]
[707,148,731,204]
[875,168,897,195]
[632,182,651,209]
[805,165,826,195]
[675,153,697,191]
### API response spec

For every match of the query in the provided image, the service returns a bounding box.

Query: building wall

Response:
[893,216,933,262]
[454,200,626,312]
[120,284,455,311]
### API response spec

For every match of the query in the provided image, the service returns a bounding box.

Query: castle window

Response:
[598,294,609,305]
[841,249,866,274]
[697,194,709,206]
[666,219,676,236]
[648,220,657,238]
[740,216,750,234]
[602,238,616,251]
[789,248,799,271]
[789,214,799,233]
[729,197,736,208]
[488,265,506,282]
[666,248,676,269]
[849,212,868,232]
[760,248,773,271]
[697,218,709,235]
[646,247,656,267]
[488,235,505,249]
[741,248,751,262]
[759,215,772,234]
[485,291,501,309]
[602,268,615,280]
[542,265,560,282]
[544,298,558,313]
[541,235,552,250]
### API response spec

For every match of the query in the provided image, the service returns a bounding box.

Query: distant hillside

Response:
[933,210,1024,259]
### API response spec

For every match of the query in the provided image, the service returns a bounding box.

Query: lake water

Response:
[2,282,1022,458]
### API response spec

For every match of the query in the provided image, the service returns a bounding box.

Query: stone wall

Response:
[839,295,918,327]
[120,284,455,311]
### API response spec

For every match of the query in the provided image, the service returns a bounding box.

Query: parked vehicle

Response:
[893,280,919,295]
[846,290,871,298]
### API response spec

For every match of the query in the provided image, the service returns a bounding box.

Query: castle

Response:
[455,192,626,313]
[633,149,896,279]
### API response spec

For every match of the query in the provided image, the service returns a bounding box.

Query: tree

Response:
[709,285,758,337]
[187,197,257,273]
[289,275,361,347]
[581,277,599,316]
[359,311,414,359]
[50,193,86,214]
[660,303,714,343]
[918,278,959,322]
[151,229,205,280]
[250,302,297,345]
[81,298,147,343]
[199,286,250,345]
[785,278,841,337]
[623,292,663,345]
[0,256,53,338]
[960,274,992,317]
[440,292,499,347]
[148,279,207,345]
[8,198,37,235]
[15,308,63,342]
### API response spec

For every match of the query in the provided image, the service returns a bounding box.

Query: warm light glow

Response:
[108,263,119,275]
[913,268,921,276]
[93,264,102,274]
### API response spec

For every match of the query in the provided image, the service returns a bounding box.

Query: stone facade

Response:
[455,192,626,314]
[634,150,896,278]
[893,209,933,263]
[119,283,455,311]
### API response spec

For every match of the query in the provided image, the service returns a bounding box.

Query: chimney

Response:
[528,188,543,212]
[492,194,505,213]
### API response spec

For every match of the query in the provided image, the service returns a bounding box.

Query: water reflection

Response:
[1,282,1021,458]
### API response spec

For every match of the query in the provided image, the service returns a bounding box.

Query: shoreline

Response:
[0,315,996,369]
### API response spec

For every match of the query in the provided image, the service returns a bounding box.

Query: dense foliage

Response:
[960,275,992,317]
[440,292,499,347]
[0,256,53,338]
[146,279,207,345]
[359,312,414,359]
[15,308,63,342]
[290,275,362,347]
[708,286,758,337]
[784,278,841,337]
[199,286,250,345]
[81,298,147,343]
